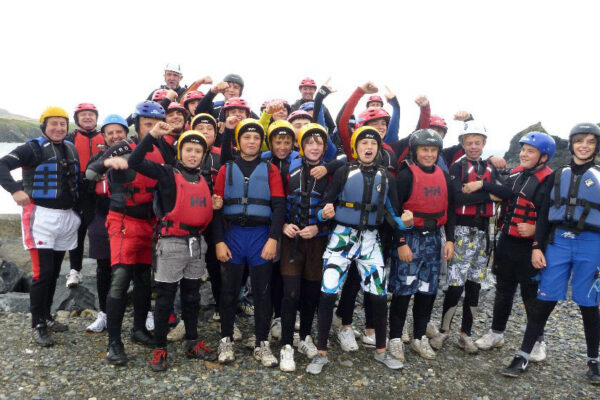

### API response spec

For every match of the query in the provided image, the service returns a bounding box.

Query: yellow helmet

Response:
[234,118,264,149]
[266,120,295,149]
[177,130,208,161]
[190,113,218,132]
[39,106,69,123]
[350,126,381,160]
[297,123,328,157]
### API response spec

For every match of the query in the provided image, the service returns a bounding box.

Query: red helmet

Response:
[299,78,317,89]
[287,110,313,123]
[223,97,251,113]
[429,115,448,132]
[152,89,168,102]
[366,95,384,106]
[356,108,390,128]
[74,103,98,126]
[183,90,204,107]
[167,102,187,115]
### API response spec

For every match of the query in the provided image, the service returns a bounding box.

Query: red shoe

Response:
[150,348,167,372]
[185,340,217,361]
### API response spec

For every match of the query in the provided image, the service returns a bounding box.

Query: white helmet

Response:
[459,120,487,142]
[164,63,182,75]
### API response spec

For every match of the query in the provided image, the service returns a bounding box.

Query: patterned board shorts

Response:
[447,225,489,287]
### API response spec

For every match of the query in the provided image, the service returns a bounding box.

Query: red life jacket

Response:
[499,165,553,238]
[403,161,448,228]
[159,169,213,237]
[123,141,164,206]
[455,158,496,218]
[73,130,105,171]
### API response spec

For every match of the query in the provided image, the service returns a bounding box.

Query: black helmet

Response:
[409,129,443,150]
[568,122,600,156]
[224,73,244,94]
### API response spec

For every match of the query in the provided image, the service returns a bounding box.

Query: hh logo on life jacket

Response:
[424,186,441,197]
[190,196,207,207]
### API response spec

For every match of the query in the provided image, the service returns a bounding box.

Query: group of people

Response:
[0,63,598,384]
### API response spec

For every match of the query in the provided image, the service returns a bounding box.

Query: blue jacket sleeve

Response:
[384,97,400,145]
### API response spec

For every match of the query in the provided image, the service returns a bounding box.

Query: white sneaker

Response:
[145,311,155,332]
[298,335,318,359]
[401,324,410,343]
[233,323,242,341]
[292,332,300,348]
[306,353,329,375]
[253,341,278,367]
[167,320,186,342]
[411,337,436,360]
[279,344,296,372]
[374,351,403,370]
[361,331,376,347]
[530,341,547,363]
[475,330,504,350]
[244,335,256,349]
[294,315,300,331]
[218,337,235,364]
[388,338,405,362]
[212,311,221,322]
[270,317,282,340]
[86,311,107,333]
[429,331,450,351]
[458,335,478,354]
[66,269,82,288]
[426,322,438,339]
[337,327,359,352]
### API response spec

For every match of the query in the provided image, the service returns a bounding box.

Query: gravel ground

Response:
[0,288,598,399]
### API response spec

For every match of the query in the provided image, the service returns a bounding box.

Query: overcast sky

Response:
[2,0,599,154]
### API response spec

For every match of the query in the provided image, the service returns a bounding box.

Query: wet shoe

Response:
[167,320,186,342]
[388,338,405,362]
[429,331,450,351]
[298,335,318,359]
[32,324,54,347]
[529,341,547,363]
[218,337,235,364]
[337,327,359,352]
[411,337,436,360]
[279,344,296,372]
[86,311,107,333]
[184,340,216,361]
[106,340,128,365]
[253,341,278,367]
[401,325,410,343]
[270,317,282,340]
[502,355,528,377]
[458,335,478,354]
[425,322,438,339]
[46,318,68,332]
[361,331,376,347]
[587,360,600,385]
[66,269,82,288]
[475,330,504,350]
[306,353,329,375]
[374,351,403,370]
[130,328,155,347]
[150,348,167,372]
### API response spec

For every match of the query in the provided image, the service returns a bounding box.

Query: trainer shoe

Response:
[86,311,107,333]
[337,326,359,352]
[587,360,600,385]
[270,317,282,340]
[185,340,217,361]
[240,301,254,316]
[529,341,547,363]
[426,322,438,339]
[411,337,436,360]
[218,337,235,364]
[401,325,410,343]
[253,341,278,367]
[130,328,155,347]
[145,311,155,332]
[502,355,528,377]
[66,269,82,288]
[244,335,256,350]
[106,340,128,365]
[306,353,329,375]
[46,318,68,332]
[294,315,300,331]
[279,344,296,372]
[458,335,478,354]
[233,323,242,341]
[212,311,221,322]
[292,331,300,348]
[361,330,376,347]
[32,324,54,347]
[150,348,167,372]
[167,320,186,342]
[388,338,405,362]
[374,351,403,370]
[298,335,318,359]
[475,330,504,350]
[429,331,450,351]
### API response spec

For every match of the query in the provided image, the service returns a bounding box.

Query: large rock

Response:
[52,285,97,313]
[0,259,24,294]
[503,122,570,170]
[0,292,29,313]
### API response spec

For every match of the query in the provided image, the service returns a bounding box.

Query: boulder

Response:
[0,292,30,313]
[52,285,97,313]
[0,259,24,294]
[13,273,32,293]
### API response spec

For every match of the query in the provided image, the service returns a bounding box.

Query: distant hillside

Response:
[0,108,76,142]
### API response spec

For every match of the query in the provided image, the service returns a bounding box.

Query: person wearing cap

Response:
[473,132,555,361]
[146,63,188,101]
[0,106,81,347]
[65,103,105,288]
[503,123,600,384]
[211,119,285,368]
[84,114,129,333]
[306,126,406,375]
[128,124,219,372]
[428,121,509,355]
[387,129,455,363]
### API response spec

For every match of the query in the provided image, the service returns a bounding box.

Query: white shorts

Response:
[21,204,80,251]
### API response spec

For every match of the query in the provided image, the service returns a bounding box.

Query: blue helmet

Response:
[132,100,166,120]
[299,101,314,112]
[519,131,556,160]
[101,114,129,133]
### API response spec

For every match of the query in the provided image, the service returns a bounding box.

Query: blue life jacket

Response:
[22,136,79,200]
[286,157,328,235]
[548,165,600,231]
[261,150,299,164]
[335,164,389,229]
[223,161,272,223]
